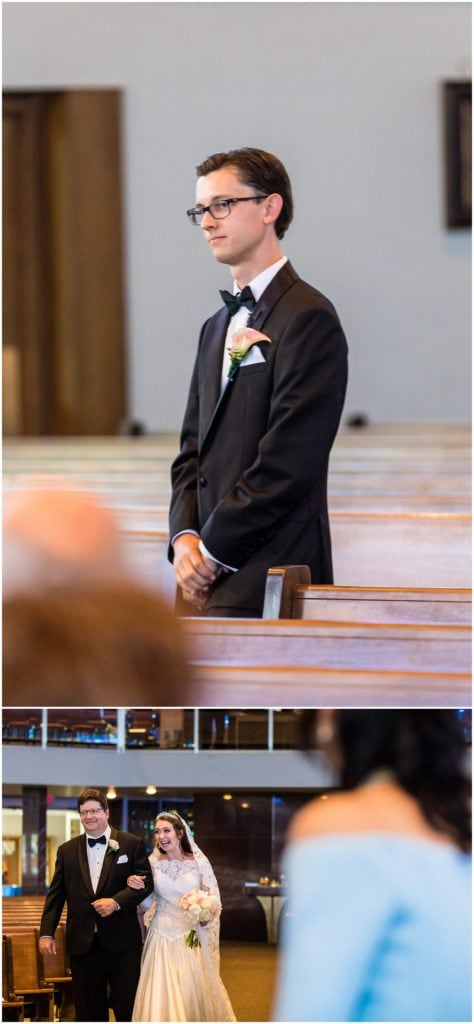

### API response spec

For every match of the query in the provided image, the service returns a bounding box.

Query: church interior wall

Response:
[3,2,471,430]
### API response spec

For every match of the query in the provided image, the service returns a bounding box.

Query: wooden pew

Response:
[3,901,73,1020]
[262,566,472,624]
[3,434,471,592]
[3,931,54,1022]
[192,663,471,706]
[2,896,67,933]
[41,924,74,1021]
[330,511,471,587]
[2,937,24,1021]
[184,618,470,676]
[121,508,471,596]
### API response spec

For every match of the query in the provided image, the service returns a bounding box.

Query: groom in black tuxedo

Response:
[39,788,153,1022]
[170,147,348,617]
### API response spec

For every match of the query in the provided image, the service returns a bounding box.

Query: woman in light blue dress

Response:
[275,710,471,1023]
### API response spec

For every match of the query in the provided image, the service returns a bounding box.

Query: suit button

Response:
[199,476,207,487]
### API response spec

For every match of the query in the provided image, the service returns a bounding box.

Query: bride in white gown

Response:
[129,811,236,1022]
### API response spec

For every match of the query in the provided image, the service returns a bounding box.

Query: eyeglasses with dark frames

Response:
[186,195,268,226]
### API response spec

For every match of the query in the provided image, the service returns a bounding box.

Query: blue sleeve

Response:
[274,837,396,1022]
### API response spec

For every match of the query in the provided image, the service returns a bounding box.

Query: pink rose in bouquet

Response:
[179,888,221,948]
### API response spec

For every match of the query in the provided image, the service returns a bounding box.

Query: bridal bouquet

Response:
[180,888,221,949]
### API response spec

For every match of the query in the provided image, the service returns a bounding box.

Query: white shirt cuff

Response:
[199,540,238,573]
[171,530,200,546]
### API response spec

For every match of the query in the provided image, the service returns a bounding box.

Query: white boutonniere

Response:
[227,328,271,380]
[107,839,120,855]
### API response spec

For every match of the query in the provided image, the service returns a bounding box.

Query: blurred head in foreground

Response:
[3,486,127,596]
[299,708,471,850]
[3,486,193,705]
[3,580,192,706]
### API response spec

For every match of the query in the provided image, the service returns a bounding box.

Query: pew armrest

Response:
[262,566,311,619]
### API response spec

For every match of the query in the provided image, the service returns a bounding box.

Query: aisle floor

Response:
[220,940,279,1022]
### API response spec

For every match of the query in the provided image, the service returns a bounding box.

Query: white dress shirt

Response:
[219,255,288,391]
[86,825,111,892]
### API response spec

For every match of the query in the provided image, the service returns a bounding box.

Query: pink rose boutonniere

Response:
[107,839,120,856]
[227,327,272,380]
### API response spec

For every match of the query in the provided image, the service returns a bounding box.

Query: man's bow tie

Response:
[88,835,107,847]
[220,285,255,317]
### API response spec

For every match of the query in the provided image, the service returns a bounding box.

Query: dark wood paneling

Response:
[3,90,126,435]
[3,95,54,434]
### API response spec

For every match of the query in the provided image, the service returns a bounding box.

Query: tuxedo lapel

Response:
[200,308,229,444]
[246,261,298,333]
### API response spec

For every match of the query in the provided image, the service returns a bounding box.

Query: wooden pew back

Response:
[263,566,472,624]
[193,662,470,706]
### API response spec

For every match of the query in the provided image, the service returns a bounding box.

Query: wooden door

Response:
[3,90,126,435]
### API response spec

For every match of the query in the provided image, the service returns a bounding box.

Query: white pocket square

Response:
[240,346,266,367]
[117,854,128,864]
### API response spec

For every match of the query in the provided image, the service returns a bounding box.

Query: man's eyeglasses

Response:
[79,808,104,817]
[186,195,268,226]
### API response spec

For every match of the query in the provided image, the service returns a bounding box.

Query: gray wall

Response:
[4,2,471,430]
[3,746,335,790]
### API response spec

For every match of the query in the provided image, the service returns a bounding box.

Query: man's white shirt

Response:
[86,826,111,892]
[219,255,288,392]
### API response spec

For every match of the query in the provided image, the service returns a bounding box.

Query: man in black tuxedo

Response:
[170,147,348,617]
[39,788,153,1022]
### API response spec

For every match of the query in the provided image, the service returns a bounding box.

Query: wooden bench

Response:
[330,511,471,586]
[3,930,54,1021]
[41,924,74,1021]
[184,618,470,675]
[2,937,24,1021]
[3,902,74,1021]
[2,896,67,933]
[262,566,472,624]
[121,509,472,597]
[192,662,470,706]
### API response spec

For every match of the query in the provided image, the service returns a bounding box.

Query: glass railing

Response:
[4,709,471,751]
[2,708,307,751]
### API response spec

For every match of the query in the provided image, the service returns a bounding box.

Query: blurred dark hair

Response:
[196,147,293,239]
[155,813,193,855]
[78,788,108,812]
[299,710,471,852]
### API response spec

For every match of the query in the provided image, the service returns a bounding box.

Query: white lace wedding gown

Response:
[132,855,236,1022]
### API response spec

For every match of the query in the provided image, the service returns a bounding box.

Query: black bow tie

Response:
[220,285,255,317]
[88,835,107,847]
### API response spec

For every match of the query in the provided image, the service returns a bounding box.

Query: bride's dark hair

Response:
[299,710,471,852]
[154,812,193,855]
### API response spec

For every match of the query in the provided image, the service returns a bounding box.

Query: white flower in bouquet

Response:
[179,888,221,948]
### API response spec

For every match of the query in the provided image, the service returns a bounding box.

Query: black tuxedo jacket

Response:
[169,261,348,615]
[40,828,153,957]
